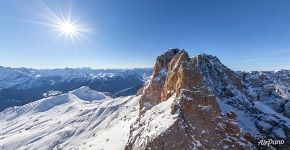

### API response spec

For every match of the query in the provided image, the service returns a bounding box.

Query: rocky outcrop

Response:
[139,49,181,110]
[127,49,255,149]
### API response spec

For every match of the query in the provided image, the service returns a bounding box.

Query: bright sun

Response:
[57,21,77,36]
[29,2,90,47]
[53,17,83,43]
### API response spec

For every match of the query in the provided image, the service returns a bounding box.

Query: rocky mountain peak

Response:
[152,48,184,77]
[141,49,243,109]
[130,49,254,149]
[139,49,188,110]
[195,53,219,61]
[195,53,244,93]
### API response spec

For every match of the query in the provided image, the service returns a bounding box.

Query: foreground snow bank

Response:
[0,86,140,150]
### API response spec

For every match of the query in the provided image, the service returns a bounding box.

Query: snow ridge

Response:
[0,87,139,150]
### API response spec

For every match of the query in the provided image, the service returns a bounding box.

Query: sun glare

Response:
[30,2,90,47]
[52,16,86,45]
[57,21,77,36]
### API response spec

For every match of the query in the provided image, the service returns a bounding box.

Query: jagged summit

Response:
[141,49,238,108]
[195,52,219,58]
[152,48,185,76]
[128,49,290,149]
[152,49,226,79]
[128,49,255,150]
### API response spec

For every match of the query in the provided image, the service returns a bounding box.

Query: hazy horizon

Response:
[0,65,152,70]
[1,0,290,71]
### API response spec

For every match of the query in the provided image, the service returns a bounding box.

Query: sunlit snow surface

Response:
[128,94,179,149]
[0,86,140,150]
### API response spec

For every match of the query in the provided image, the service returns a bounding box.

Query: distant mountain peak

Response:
[70,86,109,101]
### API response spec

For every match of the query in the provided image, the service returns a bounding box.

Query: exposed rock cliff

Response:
[127,49,254,150]
[139,49,181,110]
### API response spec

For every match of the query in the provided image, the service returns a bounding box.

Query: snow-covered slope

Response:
[0,86,185,150]
[0,66,151,111]
[239,70,290,117]
[128,94,179,149]
[0,86,140,150]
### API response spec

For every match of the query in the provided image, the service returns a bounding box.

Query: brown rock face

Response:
[139,48,181,110]
[126,49,254,150]
[160,51,190,100]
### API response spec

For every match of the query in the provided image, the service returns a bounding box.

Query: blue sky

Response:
[0,0,290,71]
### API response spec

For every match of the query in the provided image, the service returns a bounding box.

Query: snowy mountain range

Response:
[0,49,289,149]
[0,66,151,111]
